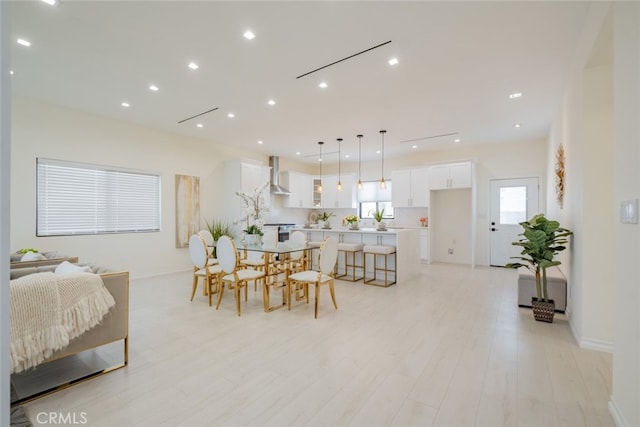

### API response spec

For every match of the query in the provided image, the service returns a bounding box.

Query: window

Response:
[37,158,161,236]
[358,181,394,219]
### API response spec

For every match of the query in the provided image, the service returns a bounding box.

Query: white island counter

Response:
[292,227,420,283]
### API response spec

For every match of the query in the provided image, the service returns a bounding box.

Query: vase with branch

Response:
[235,182,269,245]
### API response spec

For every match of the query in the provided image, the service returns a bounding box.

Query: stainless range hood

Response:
[269,156,290,195]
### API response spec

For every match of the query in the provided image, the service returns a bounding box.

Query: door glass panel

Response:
[499,186,527,224]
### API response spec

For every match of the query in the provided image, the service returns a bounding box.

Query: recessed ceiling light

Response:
[17,38,31,47]
[257,140,263,144]
[267,99,276,106]
[376,150,381,154]
[196,123,203,128]
[243,31,255,40]
[41,0,56,5]
[149,84,159,91]
[227,113,235,118]
[318,82,328,89]
[121,102,130,107]
[388,58,399,66]
[10,70,14,75]
[515,123,522,128]
[509,92,522,99]
[412,145,417,149]
[454,138,461,143]
[296,151,301,156]
[345,154,350,158]
[188,62,199,70]
[318,158,323,162]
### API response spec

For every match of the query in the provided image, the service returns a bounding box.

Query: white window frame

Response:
[37,158,161,236]
[357,180,394,219]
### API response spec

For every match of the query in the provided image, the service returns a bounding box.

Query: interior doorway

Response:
[489,177,539,266]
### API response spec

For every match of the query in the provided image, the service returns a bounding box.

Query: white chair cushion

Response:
[207,258,218,265]
[241,258,264,267]
[319,237,338,274]
[363,245,396,254]
[289,270,332,283]
[198,229,214,246]
[223,268,264,282]
[308,241,323,248]
[195,265,222,276]
[337,242,364,251]
[189,234,209,269]
[216,236,237,273]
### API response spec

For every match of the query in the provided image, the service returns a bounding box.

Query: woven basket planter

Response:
[532,298,555,323]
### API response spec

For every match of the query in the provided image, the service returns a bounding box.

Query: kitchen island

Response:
[292,227,420,283]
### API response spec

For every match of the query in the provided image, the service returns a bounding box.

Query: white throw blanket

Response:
[10,272,115,374]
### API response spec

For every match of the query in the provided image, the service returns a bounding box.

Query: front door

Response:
[489,178,539,266]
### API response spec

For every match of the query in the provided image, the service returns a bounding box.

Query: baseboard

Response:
[569,317,613,353]
[609,397,628,427]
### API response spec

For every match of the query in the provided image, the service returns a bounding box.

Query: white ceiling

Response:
[9,1,593,164]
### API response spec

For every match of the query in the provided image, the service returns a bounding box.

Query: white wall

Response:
[431,188,472,264]
[610,2,640,426]
[10,98,307,279]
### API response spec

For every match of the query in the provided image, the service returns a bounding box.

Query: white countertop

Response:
[292,226,402,234]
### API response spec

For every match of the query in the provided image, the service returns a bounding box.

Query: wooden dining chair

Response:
[189,234,222,306]
[286,236,338,318]
[216,236,265,316]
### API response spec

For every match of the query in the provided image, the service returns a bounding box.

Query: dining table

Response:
[237,240,309,312]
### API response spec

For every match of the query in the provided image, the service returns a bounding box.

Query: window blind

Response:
[37,158,161,236]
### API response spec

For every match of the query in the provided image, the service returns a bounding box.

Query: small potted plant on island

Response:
[343,215,359,230]
[506,213,572,323]
[319,211,334,229]
[371,208,387,231]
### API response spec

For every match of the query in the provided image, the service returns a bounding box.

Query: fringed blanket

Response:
[10,272,115,374]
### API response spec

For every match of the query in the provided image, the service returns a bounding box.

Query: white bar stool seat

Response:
[336,242,364,282]
[363,244,397,287]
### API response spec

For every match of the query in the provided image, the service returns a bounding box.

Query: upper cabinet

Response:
[321,174,356,209]
[391,167,430,207]
[428,162,472,190]
[281,171,313,208]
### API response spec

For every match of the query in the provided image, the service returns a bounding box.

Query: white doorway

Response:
[489,178,539,267]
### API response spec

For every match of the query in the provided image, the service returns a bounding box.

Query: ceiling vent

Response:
[269,156,290,195]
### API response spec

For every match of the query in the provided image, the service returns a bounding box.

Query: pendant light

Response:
[318,141,324,193]
[337,138,343,191]
[379,130,387,189]
[357,134,363,190]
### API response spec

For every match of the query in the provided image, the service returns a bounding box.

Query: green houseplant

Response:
[205,219,234,257]
[371,208,387,230]
[506,213,572,322]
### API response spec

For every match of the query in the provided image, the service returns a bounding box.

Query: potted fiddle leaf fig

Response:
[506,214,572,322]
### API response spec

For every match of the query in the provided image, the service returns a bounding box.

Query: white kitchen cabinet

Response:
[391,167,430,207]
[321,174,356,209]
[223,160,270,225]
[428,162,472,190]
[419,228,429,264]
[281,171,313,208]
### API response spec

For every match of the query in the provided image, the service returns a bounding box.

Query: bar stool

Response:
[363,244,397,287]
[335,242,364,281]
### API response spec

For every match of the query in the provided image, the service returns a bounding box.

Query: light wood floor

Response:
[23,263,614,426]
